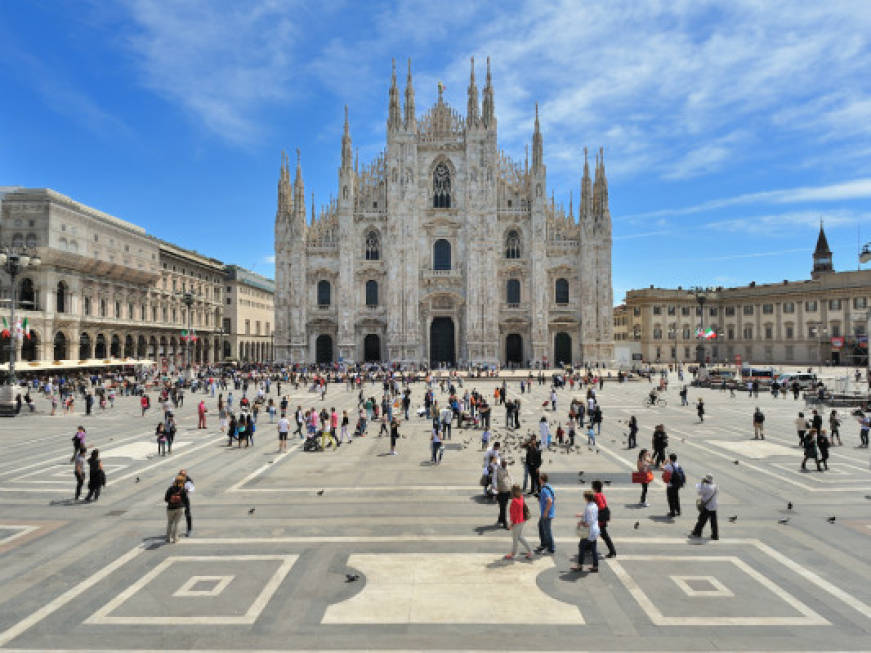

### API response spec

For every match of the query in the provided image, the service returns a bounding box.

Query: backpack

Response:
[168,487,184,507]
[672,465,686,488]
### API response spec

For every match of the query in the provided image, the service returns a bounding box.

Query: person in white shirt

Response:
[539,417,551,448]
[277,416,290,453]
[690,474,719,540]
[572,490,600,572]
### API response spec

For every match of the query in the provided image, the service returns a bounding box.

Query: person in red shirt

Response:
[504,485,533,560]
[592,479,616,558]
[197,400,207,429]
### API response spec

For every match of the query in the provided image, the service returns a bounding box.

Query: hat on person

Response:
[703,473,714,483]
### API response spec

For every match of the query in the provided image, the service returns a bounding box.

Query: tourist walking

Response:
[178,469,195,536]
[389,416,400,455]
[164,474,189,544]
[496,459,512,529]
[829,410,842,446]
[277,414,289,453]
[84,449,105,502]
[801,430,822,471]
[197,400,207,429]
[504,485,533,560]
[817,429,830,471]
[690,474,719,540]
[795,412,808,446]
[591,479,616,558]
[663,453,685,518]
[753,407,765,439]
[859,413,870,448]
[535,473,555,555]
[156,422,167,456]
[572,491,600,572]
[696,398,705,423]
[70,426,86,462]
[652,424,668,466]
[73,446,86,501]
[636,449,653,507]
[627,415,638,449]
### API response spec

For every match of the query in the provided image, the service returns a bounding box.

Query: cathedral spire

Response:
[404,58,416,129]
[482,56,495,128]
[341,105,352,170]
[293,148,305,220]
[580,146,592,220]
[531,103,543,173]
[466,56,479,127]
[569,190,573,220]
[277,150,291,221]
[598,146,608,216]
[388,59,401,131]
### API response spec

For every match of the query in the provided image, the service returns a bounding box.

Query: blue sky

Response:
[2,0,871,302]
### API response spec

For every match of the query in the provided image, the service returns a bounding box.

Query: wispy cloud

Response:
[624,178,871,221]
[263,254,276,264]
[691,248,807,262]
[705,209,866,235]
[121,0,299,144]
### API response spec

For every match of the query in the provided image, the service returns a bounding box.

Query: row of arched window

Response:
[506,278,569,305]
[15,279,67,313]
[314,277,569,308]
[317,279,380,307]
[361,230,523,263]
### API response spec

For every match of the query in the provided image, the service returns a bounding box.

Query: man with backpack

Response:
[663,452,685,518]
[164,474,190,544]
[753,407,765,439]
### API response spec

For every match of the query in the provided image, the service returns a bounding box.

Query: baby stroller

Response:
[303,435,323,452]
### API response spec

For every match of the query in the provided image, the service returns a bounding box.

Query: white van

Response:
[777,373,818,389]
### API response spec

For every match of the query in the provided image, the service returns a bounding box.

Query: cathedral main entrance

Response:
[429,317,455,367]
[506,334,523,365]
[315,334,333,364]
[554,332,572,366]
[363,334,381,362]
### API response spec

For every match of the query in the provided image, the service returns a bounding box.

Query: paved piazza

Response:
[0,374,870,652]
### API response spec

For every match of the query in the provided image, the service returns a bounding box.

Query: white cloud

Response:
[263,254,276,264]
[121,0,299,144]
[625,178,871,221]
[705,209,866,235]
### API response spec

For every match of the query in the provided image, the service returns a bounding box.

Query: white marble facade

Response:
[274,58,614,367]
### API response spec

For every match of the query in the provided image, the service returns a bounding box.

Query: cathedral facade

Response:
[274,58,614,367]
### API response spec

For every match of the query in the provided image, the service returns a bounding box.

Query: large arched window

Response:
[433,239,451,270]
[555,278,569,304]
[365,280,378,306]
[56,281,67,313]
[317,280,331,306]
[505,230,521,259]
[365,230,380,260]
[506,278,520,305]
[18,278,35,309]
[433,162,451,208]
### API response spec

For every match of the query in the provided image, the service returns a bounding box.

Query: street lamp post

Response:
[690,287,709,366]
[179,291,195,379]
[0,248,41,416]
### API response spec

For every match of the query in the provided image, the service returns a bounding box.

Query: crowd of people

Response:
[37,360,869,556]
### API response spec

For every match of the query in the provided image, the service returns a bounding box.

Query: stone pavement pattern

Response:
[0,375,870,652]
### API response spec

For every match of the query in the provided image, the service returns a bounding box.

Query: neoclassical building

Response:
[614,225,871,367]
[274,58,614,367]
[0,188,227,369]
[223,265,275,363]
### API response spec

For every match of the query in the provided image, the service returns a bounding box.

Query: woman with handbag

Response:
[636,449,653,507]
[592,479,616,557]
[572,490,600,573]
[504,485,533,560]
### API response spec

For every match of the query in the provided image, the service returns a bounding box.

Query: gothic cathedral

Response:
[274,58,614,367]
